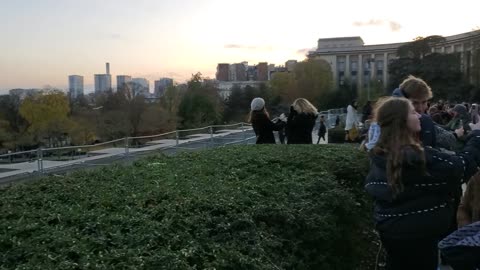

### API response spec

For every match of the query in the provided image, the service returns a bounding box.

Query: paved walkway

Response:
[0,128,251,181]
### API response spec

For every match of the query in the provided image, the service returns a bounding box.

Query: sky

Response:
[0,0,478,94]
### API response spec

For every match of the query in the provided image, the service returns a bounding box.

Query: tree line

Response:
[1,37,479,152]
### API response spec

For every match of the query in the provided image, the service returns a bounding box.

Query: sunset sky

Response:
[0,0,478,93]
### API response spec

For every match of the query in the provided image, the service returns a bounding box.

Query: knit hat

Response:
[452,104,467,115]
[250,97,265,111]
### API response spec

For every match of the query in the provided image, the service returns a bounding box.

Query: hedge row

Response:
[0,145,372,270]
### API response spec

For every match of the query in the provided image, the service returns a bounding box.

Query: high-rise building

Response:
[131,78,150,96]
[68,75,84,99]
[256,62,268,81]
[94,74,112,93]
[117,75,132,91]
[216,64,230,81]
[154,78,173,97]
[94,63,112,94]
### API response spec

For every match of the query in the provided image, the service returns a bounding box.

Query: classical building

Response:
[307,30,480,91]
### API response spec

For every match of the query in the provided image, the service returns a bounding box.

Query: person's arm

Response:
[457,195,472,228]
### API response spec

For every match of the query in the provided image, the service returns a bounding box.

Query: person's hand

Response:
[469,122,480,131]
[279,113,287,122]
[455,127,465,138]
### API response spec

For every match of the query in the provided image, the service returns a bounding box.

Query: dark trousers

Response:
[380,235,439,270]
[317,134,326,144]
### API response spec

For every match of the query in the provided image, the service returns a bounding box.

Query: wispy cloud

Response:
[353,19,402,32]
[224,44,274,51]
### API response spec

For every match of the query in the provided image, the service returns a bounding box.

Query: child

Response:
[317,115,327,144]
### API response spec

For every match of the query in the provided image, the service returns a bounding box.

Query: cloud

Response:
[353,19,402,32]
[224,44,274,51]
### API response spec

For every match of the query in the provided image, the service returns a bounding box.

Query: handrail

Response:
[2,122,253,156]
[0,149,37,158]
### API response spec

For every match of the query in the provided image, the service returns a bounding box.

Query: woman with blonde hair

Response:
[365,97,480,270]
[286,98,318,144]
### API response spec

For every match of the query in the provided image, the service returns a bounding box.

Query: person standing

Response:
[365,97,480,270]
[345,100,359,142]
[317,115,327,144]
[249,97,285,144]
[286,98,318,144]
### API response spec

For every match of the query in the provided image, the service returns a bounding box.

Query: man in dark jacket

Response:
[392,75,436,147]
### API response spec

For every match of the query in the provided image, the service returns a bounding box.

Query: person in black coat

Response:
[317,115,327,144]
[286,98,318,144]
[249,97,285,144]
[365,97,480,270]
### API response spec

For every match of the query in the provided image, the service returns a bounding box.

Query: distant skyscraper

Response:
[131,78,150,96]
[117,75,132,91]
[94,63,112,94]
[94,74,112,94]
[68,75,84,99]
[216,64,230,81]
[154,78,173,97]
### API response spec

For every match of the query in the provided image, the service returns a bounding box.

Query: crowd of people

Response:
[248,75,480,270]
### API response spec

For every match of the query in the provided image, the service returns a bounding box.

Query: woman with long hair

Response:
[365,97,480,270]
[286,98,318,144]
[249,97,285,144]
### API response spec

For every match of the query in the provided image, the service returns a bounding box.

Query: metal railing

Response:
[0,122,254,176]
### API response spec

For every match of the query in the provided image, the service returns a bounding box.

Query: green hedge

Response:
[0,145,373,270]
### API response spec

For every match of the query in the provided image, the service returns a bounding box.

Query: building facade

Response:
[68,75,84,99]
[216,64,230,81]
[307,30,480,91]
[94,74,112,94]
[256,62,268,81]
[154,78,173,97]
[116,75,132,91]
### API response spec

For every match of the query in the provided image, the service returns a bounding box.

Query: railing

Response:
[0,122,255,176]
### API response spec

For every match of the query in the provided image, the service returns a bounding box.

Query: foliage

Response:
[19,90,73,147]
[268,59,334,109]
[178,73,224,128]
[389,35,480,101]
[0,145,374,270]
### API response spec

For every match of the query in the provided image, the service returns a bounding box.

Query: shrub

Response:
[0,145,372,269]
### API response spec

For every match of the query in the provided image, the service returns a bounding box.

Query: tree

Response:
[19,90,73,147]
[397,35,446,60]
[294,59,334,103]
[177,73,223,128]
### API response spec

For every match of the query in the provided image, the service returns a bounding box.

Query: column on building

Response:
[370,53,375,80]
[383,53,389,89]
[358,54,363,91]
[345,55,351,83]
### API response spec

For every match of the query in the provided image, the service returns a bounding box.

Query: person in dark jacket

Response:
[249,97,285,144]
[317,115,327,144]
[362,100,372,123]
[286,98,318,144]
[392,75,436,147]
[365,97,480,270]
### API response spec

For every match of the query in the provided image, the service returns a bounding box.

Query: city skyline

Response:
[1,0,479,94]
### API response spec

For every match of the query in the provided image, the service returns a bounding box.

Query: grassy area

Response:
[0,145,375,270]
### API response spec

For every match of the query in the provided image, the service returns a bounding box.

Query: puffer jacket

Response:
[286,112,317,144]
[365,130,480,239]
